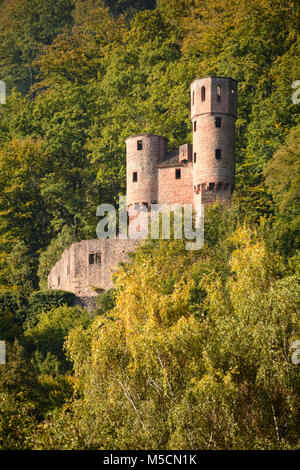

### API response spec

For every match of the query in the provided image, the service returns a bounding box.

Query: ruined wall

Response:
[48,238,139,297]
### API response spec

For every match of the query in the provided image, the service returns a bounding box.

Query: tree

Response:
[264,125,300,255]
[24,304,93,367]
[104,0,155,18]
[35,228,300,449]
[0,138,51,287]
[0,0,74,93]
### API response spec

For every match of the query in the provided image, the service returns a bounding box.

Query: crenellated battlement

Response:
[193,182,235,194]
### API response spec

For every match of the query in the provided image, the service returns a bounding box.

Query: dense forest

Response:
[0,0,299,450]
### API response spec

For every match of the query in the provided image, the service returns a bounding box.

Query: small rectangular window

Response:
[217,85,221,102]
[215,149,222,160]
[175,168,181,179]
[215,117,222,128]
[194,152,197,163]
[89,253,95,265]
[194,121,197,131]
[133,172,137,182]
[201,86,205,101]
[137,140,143,150]
[95,253,101,265]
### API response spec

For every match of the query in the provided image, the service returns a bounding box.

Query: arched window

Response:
[194,121,197,131]
[217,85,221,102]
[201,86,205,101]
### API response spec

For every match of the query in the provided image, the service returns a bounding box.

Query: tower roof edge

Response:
[190,76,238,86]
[125,134,168,143]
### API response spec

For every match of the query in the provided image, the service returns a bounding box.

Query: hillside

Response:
[0,0,299,450]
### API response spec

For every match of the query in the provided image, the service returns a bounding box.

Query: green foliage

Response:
[28,289,76,326]
[0,137,52,287]
[96,288,116,315]
[0,392,36,449]
[0,311,22,341]
[0,340,73,447]
[7,241,38,294]
[264,125,300,255]
[0,341,39,448]
[0,290,28,325]
[34,227,300,450]
[0,0,74,93]
[104,0,155,18]
[24,304,93,366]
[265,125,300,212]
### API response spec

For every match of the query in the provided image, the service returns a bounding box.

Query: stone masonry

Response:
[48,238,139,298]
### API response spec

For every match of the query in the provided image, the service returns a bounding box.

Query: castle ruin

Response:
[126,76,237,213]
[48,76,238,301]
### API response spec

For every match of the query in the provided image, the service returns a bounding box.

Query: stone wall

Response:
[200,185,232,206]
[158,163,193,206]
[48,238,139,297]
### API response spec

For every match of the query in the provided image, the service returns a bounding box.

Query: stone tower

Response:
[191,76,237,209]
[126,134,167,211]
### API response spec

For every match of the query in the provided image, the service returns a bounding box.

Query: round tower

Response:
[191,76,237,206]
[126,134,167,209]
